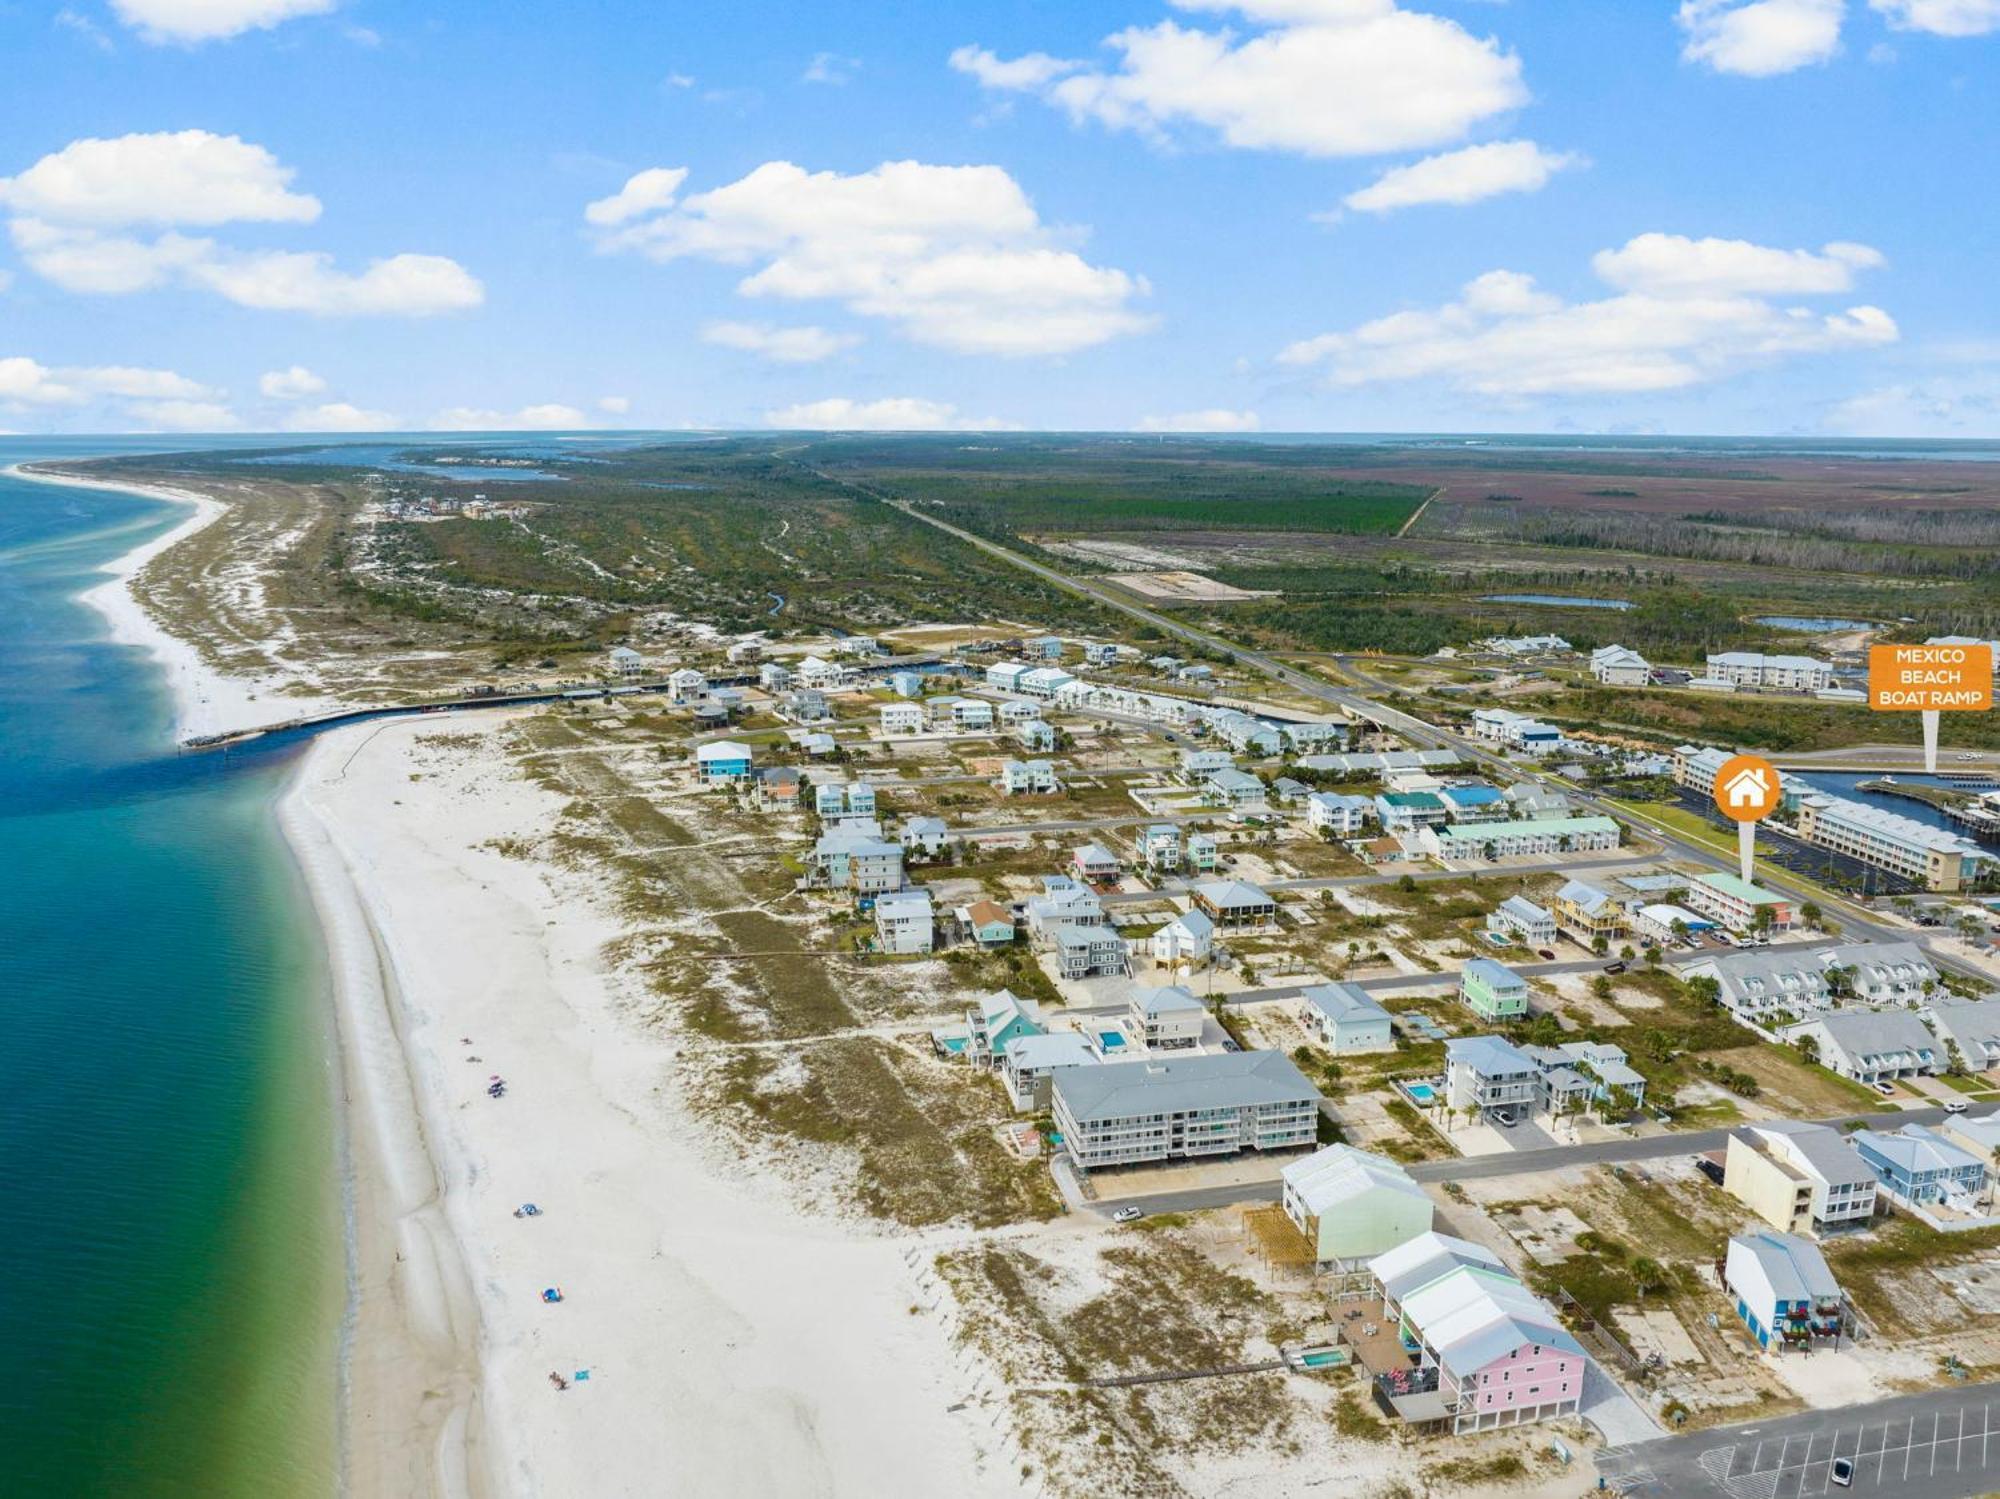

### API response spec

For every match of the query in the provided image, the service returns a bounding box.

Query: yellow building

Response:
[1551,879,1625,948]
[1723,1123,1878,1237]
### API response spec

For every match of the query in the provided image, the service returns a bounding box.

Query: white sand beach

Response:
[49,463,1012,1495]
[13,461,334,740]
[287,715,1012,1497]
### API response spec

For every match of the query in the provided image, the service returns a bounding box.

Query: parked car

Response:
[1695,1157,1726,1186]
[1603,961,1627,974]
[1831,1456,1854,1487]
[1875,1081,1897,1098]
[1536,948,1556,961]
[1110,1207,1145,1224]
[1945,1099,1970,1115]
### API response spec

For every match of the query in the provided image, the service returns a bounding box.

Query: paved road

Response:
[1600,1381,2000,1499]
[1087,1102,1980,1216]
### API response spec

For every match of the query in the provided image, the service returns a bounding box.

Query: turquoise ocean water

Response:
[0,441,341,1497]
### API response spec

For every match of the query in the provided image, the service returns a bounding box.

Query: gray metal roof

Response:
[1730,1230,1840,1305]
[1300,982,1390,1026]
[1748,1121,1879,1189]
[1052,1050,1316,1121]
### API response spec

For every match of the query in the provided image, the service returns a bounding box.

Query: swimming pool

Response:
[1402,1082,1439,1106]
[1099,1031,1126,1050]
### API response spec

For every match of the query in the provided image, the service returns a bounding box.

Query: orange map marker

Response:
[1713,753,1782,883]
[1869,643,1992,772]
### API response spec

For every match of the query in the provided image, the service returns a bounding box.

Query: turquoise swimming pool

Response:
[1099,1031,1126,1050]
[1403,1082,1438,1105]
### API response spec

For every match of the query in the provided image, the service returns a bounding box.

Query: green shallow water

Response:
[0,443,342,1496]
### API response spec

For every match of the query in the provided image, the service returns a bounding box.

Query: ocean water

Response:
[0,442,341,1497]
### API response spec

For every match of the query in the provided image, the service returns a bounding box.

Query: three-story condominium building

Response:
[1140,823,1183,871]
[1460,958,1529,1021]
[1795,793,1988,892]
[1051,1051,1319,1170]
[1926,995,2000,1072]
[1786,1009,1940,1085]
[1705,652,1833,692]
[1686,872,1794,932]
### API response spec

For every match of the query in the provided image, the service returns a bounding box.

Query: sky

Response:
[1,0,1998,437]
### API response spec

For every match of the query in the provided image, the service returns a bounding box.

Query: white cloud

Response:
[110,0,336,44]
[1871,0,2000,32]
[1,131,481,316]
[0,130,320,226]
[282,400,400,431]
[1136,408,1261,431]
[1828,373,2000,434]
[191,250,484,315]
[597,395,632,414]
[125,398,241,430]
[583,167,689,227]
[948,45,1081,90]
[803,52,860,84]
[259,364,327,399]
[1342,140,1582,213]
[764,396,1015,431]
[588,159,1152,357]
[430,403,589,430]
[0,356,219,409]
[701,320,861,364]
[1678,0,1845,76]
[1592,234,1884,296]
[1277,234,1898,397]
[951,1,1527,157]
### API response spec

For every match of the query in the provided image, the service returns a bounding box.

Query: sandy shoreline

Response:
[43,459,1012,1498]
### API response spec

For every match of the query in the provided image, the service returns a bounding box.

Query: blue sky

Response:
[1,0,1997,436]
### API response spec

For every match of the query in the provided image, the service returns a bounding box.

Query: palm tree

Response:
[1795,1033,1822,1068]
[1630,1257,1667,1301]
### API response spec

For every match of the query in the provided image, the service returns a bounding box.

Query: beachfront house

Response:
[956,899,1017,949]
[1439,785,1508,824]
[808,827,904,895]
[668,667,708,704]
[874,890,935,955]
[608,645,644,678]
[754,766,803,812]
[1492,896,1555,949]
[1374,791,1449,834]
[1281,1145,1432,1269]
[1460,958,1528,1021]
[1368,1232,1587,1434]
[1851,1124,1988,1207]
[1001,1033,1098,1112]
[1186,832,1219,873]
[887,669,924,698]
[695,740,753,785]
[965,989,1045,1068]
[1051,1051,1318,1170]
[1724,1121,1880,1237]
[1299,983,1394,1054]
[1725,1231,1845,1350]
[777,688,832,725]
[952,699,995,731]
[1150,910,1214,966]
[1786,1010,1940,1086]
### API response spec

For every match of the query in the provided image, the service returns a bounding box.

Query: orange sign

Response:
[1869,643,1993,712]
[1712,753,1782,824]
